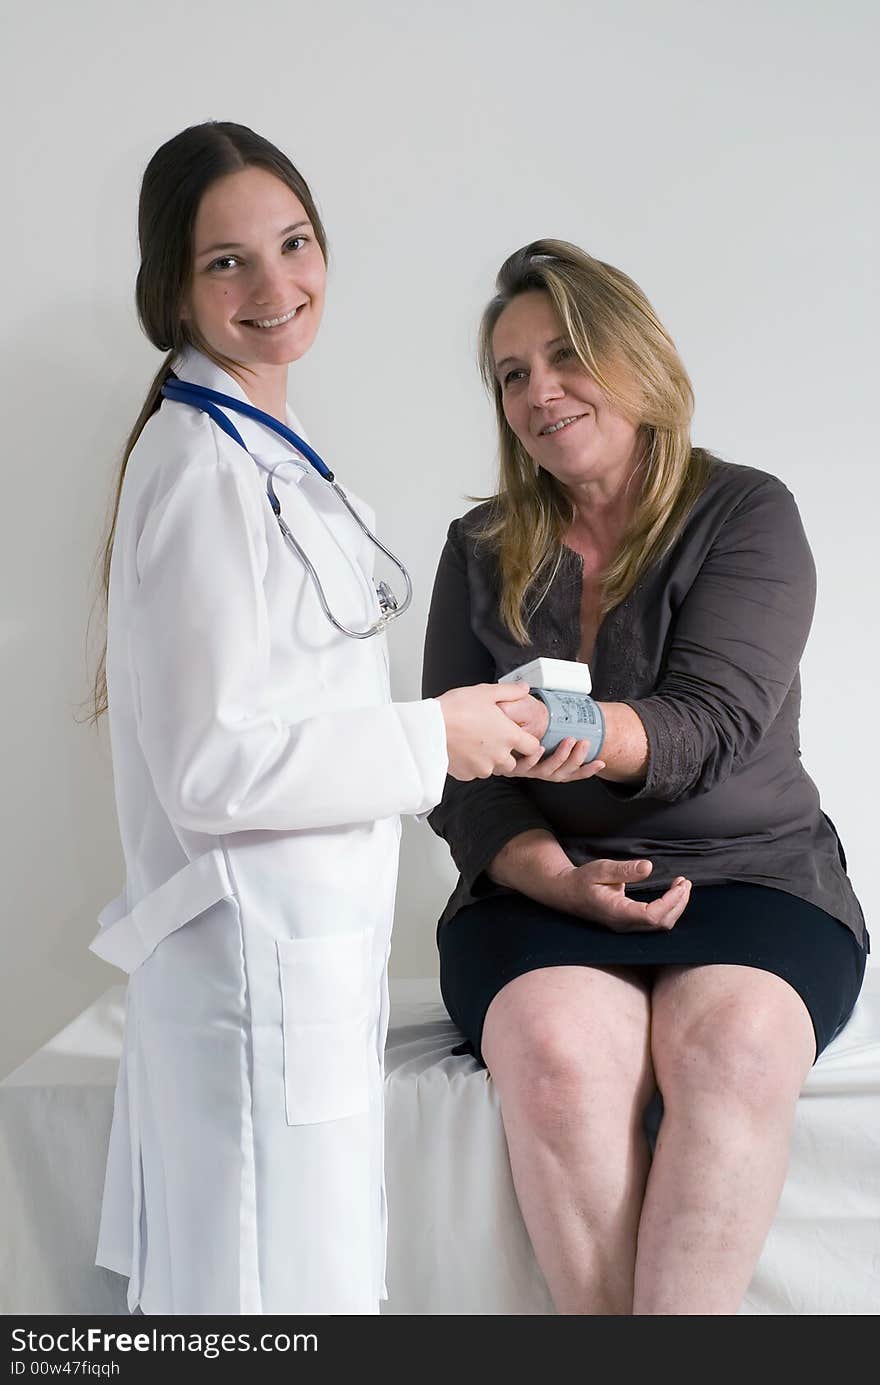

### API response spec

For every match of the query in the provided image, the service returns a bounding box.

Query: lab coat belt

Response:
[90,849,235,974]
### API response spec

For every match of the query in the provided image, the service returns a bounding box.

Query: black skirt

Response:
[439,882,867,1065]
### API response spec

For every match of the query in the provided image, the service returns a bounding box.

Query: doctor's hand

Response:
[437,683,543,781]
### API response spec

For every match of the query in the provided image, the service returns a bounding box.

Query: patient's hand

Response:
[501,737,606,783]
[488,833,691,932]
[553,858,692,932]
[500,692,549,739]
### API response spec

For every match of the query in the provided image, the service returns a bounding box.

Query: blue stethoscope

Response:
[161,377,413,640]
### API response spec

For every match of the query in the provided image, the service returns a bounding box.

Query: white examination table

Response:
[2,972,878,1315]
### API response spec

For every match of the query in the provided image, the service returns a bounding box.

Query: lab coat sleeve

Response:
[128,448,448,834]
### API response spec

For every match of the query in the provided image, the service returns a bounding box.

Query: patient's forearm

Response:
[595,701,649,783]
[509,693,648,784]
[486,829,573,906]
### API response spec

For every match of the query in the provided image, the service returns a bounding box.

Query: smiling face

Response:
[492,291,641,494]
[183,165,327,380]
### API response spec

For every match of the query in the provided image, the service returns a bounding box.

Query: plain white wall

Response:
[1,0,876,1078]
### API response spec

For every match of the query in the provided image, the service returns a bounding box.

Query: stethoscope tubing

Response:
[160,377,413,638]
[163,377,335,478]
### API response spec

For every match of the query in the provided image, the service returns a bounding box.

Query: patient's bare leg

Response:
[481,964,654,1315]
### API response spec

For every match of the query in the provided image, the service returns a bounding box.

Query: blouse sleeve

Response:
[128,439,447,835]
[615,474,816,803]
[422,520,556,891]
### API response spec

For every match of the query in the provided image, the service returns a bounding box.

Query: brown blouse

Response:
[422,457,867,947]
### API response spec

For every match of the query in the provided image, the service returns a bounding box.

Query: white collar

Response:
[168,344,313,482]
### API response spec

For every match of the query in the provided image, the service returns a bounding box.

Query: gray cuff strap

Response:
[530,689,605,760]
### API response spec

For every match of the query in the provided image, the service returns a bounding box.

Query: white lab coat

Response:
[90,344,448,1315]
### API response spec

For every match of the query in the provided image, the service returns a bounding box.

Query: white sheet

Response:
[2,971,879,1315]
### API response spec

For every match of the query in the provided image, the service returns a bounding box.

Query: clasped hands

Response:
[499,685,605,784]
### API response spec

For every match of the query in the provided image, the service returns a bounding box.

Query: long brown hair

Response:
[88,121,328,722]
[475,239,710,644]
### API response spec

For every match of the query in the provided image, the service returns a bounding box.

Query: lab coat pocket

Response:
[277,929,371,1125]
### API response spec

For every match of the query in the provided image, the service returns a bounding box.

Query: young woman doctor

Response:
[89,121,540,1317]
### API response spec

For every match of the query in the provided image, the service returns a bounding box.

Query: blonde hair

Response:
[475,239,710,644]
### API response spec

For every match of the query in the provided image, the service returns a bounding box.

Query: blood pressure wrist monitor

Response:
[498,656,605,761]
[529,687,605,759]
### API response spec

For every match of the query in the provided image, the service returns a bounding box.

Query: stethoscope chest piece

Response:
[376,581,399,615]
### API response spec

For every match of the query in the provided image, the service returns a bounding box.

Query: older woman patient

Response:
[422,241,867,1316]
